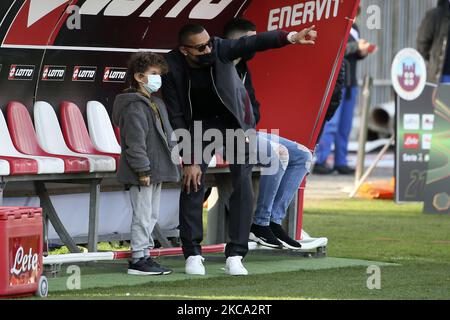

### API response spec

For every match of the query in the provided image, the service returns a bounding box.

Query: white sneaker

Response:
[185,255,206,275]
[225,256,248,276]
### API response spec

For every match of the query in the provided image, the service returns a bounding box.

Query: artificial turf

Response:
[41,199,450,300]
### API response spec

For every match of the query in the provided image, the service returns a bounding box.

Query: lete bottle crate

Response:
[0,206,45,298]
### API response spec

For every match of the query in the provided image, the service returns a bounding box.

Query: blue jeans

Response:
[253,132,312,226]
[441,74,450,83]
[316,86,359,167]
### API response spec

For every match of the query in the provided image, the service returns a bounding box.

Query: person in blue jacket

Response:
[314,7,373,175]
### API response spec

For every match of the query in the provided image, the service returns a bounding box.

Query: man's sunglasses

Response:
[182,39,212,53]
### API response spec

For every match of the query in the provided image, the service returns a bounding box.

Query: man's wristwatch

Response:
[287,31,298,44]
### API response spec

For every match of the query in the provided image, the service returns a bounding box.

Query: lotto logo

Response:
[42,65,66,81]
[8,64,35,80]
[103,67,127,83]
[72,66,97,82]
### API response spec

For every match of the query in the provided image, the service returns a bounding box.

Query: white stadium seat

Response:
[34,101,116,173]
[0,160,10,176]
[86,101,121,154]
[0,110,64,174]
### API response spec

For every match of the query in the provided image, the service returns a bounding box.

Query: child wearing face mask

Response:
[112,52,180,275]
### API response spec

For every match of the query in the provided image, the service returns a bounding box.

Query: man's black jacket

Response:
[161,30,291,133]
[236,60,261,125]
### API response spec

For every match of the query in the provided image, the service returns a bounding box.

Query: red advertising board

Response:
[1,1,359,142]
[244,0,360,148]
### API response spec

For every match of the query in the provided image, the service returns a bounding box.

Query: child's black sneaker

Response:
[146,257,172,275]
[127,257,163,276]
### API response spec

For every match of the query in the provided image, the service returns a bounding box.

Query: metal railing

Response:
[356,0,437,108]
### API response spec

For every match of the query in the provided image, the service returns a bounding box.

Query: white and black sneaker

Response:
[270,222,302,250]
[127,257,170,275]
[146,257,173,275]
[249,224,283,249]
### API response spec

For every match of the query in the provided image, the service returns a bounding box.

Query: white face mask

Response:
[143,74,162,93]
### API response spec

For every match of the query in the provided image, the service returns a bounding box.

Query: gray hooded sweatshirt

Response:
[112,92,180,185]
